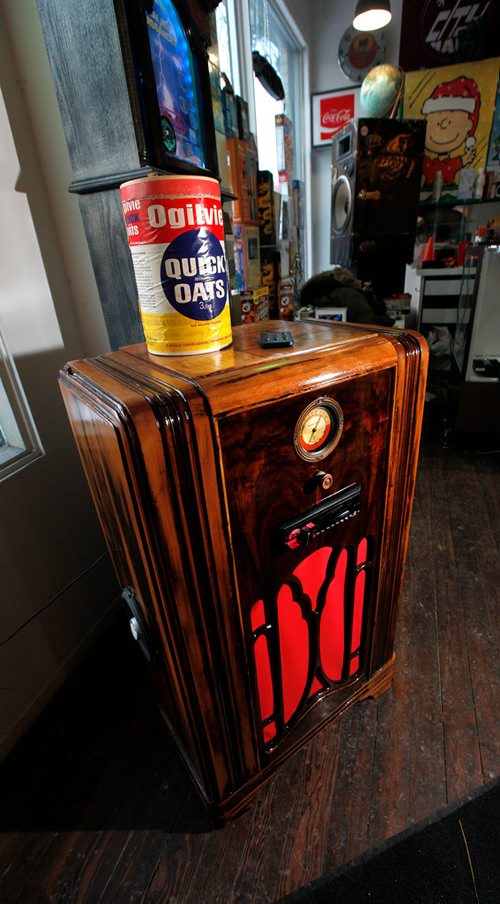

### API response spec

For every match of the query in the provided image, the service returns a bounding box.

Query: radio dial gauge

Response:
[294,398,344,462]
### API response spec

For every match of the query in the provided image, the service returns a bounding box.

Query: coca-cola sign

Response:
[312,88,360,148]
[321,102,353,133]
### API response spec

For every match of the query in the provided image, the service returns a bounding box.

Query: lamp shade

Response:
[353,0,391,31]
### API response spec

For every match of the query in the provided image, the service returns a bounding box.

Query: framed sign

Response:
[312,87,360,148]
[114,0,218,177]
[399,0,499,71]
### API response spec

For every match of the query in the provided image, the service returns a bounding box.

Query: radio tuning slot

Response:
[274,483,361,551]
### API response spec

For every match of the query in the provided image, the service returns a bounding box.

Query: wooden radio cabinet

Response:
[59,320,428,822]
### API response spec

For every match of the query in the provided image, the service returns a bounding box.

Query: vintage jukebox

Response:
[59,320,428,822]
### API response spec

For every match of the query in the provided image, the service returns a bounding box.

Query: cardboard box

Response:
[278,278,295,321]
[216,130,231,194]
[233,223,261,291]
[226,139,259,224]
[257,171,278,246]
[260,248,281,318]
[222,87,238,138]
[275,114,293,185]
[235,95,250,141]
[240,286,269,323]
[229,291,242,326]
[314,307,347,322]
[222,206,238,293]
[291,180,305,232]
[279,196,291,241]
[383,293,412,313]
[209,62,225,134]
[279,241,290,278]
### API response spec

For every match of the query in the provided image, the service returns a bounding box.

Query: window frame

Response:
[228,0,311,279]
[0,322,44,482]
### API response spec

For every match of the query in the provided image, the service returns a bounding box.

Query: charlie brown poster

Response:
[403,57,500,202]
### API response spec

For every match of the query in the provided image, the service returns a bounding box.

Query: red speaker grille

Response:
[251,538,372,748]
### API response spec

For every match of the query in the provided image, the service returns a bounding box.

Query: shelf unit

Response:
[404,265,476,335]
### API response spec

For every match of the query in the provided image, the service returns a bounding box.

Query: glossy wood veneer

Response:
[59,320,428,822]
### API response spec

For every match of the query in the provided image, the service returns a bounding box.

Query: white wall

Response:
[309,0,402,274]
[283,0,313,46]
[0,1,118,762]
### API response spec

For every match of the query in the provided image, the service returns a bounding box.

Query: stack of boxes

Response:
[292,179,306,288]
[210,16,304,326]
[227,137,260,289]
[223,92,269,324]
[258,170,281,319]
[220,84,238,298]
[218,84,302,324]
[275,114,294,319]
[255,115,304,322]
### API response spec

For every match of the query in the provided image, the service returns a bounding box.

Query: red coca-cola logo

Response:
[320,94,355,141]
[322,108,352,126]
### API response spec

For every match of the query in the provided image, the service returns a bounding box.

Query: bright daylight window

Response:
[215,0,235,88]
[0,322,44,481]
[250,0,304,189]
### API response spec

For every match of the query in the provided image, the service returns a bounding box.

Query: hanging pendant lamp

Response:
[353,0,392,31]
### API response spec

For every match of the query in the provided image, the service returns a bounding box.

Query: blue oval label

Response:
[160,229,228,321]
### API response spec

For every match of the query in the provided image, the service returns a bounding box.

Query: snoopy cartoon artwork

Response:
[404,59,500,201]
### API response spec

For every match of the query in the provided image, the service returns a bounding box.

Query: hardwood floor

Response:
[1,410,499,903]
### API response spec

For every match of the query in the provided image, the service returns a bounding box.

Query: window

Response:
[250,0,304,187]
[0,322,44,481]
[215,0,236,88]
[215,0,311,280]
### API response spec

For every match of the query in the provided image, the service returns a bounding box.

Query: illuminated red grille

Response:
[250,538,371,747]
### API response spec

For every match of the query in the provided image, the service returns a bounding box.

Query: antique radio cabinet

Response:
[59,321,428,822]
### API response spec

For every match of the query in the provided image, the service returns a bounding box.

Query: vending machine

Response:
[59,320,427,823]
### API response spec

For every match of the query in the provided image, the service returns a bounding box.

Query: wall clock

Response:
[338,27,387,83]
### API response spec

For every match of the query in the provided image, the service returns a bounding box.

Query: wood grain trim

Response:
[60,359,260,800]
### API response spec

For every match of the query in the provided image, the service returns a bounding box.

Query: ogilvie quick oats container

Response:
[120,174,232,355]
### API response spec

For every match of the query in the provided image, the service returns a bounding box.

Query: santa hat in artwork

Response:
[422,77,481,148]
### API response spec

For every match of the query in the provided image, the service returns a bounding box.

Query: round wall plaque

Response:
[338,27,387,83]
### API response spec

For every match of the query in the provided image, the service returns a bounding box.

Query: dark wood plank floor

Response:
[1,410,500,903]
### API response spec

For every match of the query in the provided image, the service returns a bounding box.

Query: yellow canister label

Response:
[140,307,232,355]
[120,174,233,356]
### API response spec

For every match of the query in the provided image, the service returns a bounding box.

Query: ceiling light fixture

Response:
[353,0,392,31]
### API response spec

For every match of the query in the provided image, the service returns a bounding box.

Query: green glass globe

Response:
[360,64,403,118]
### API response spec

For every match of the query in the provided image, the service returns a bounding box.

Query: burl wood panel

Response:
[59,321,428,822]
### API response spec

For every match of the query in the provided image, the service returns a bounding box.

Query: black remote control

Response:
[259,331,294,348]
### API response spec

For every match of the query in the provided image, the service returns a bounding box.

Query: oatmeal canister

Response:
[120,174,232,355]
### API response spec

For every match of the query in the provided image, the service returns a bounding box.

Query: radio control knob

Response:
[317,471,333,490]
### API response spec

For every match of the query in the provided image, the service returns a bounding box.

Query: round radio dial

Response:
[294,398,344,462]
